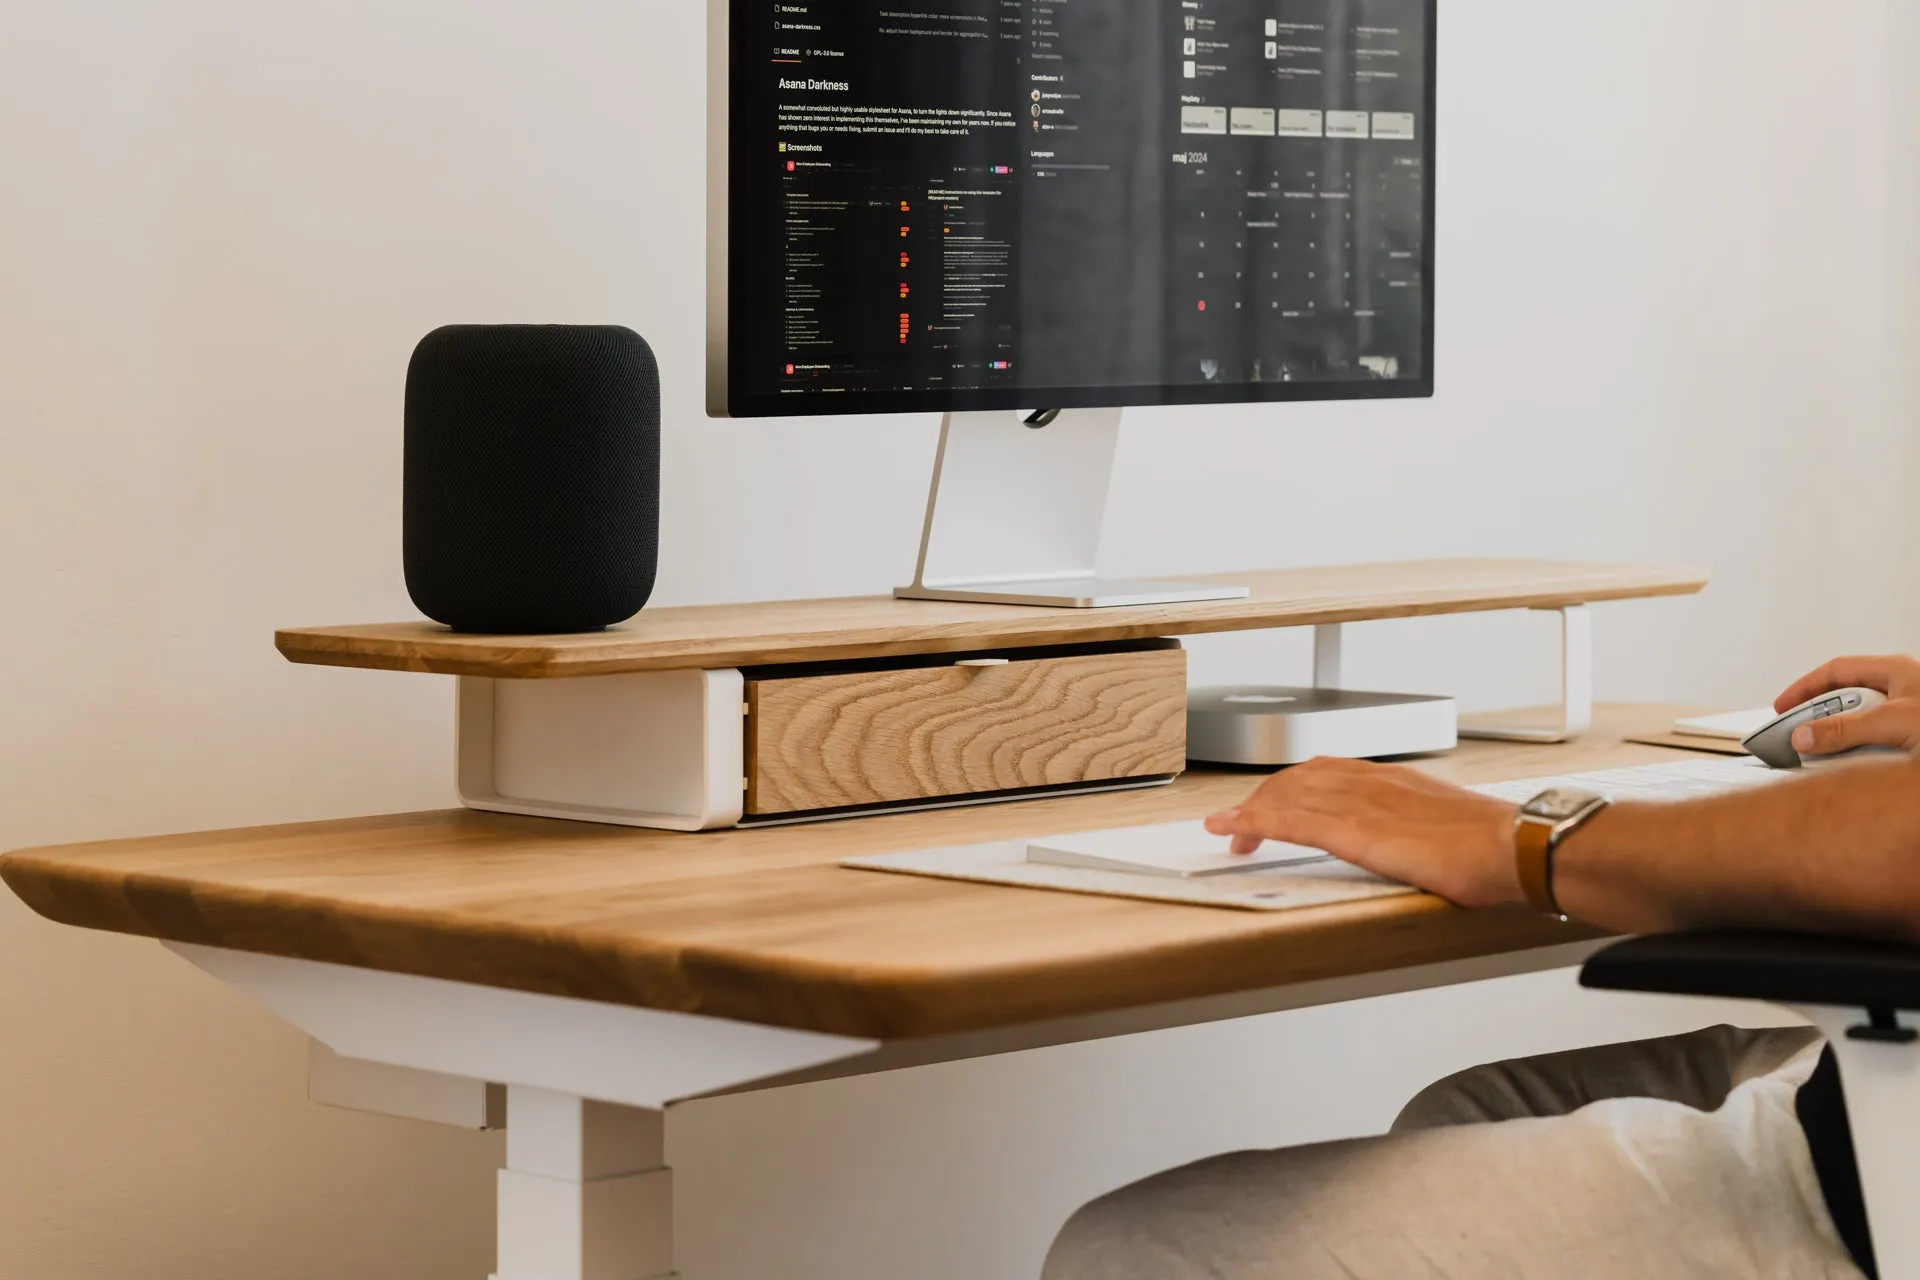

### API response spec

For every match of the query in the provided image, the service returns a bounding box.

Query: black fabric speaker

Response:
[403,324,659,633]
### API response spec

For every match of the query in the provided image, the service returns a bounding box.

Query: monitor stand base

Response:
[896,577,1248,609]
[895,409,1249,611]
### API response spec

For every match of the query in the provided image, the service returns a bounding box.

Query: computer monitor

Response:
[708,0,1436,605]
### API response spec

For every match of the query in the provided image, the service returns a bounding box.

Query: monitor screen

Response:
[713,0,1435,417]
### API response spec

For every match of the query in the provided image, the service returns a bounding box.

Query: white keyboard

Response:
[1471,756,1785,804]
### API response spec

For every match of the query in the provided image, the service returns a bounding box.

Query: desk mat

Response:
[843,841,1417,912]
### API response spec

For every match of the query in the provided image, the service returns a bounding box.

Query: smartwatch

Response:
[1514,787,1610,920]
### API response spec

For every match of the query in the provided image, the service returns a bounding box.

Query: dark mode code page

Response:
[730,0,1430,408]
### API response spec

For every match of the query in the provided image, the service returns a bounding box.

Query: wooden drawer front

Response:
[746,648,1187,815]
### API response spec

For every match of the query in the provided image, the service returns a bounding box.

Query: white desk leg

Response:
[1800,1007,1920,1280]
[1459,605,1594,744]
[495,1086,675,1280]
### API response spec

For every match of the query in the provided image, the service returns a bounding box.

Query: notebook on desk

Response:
[1672,708,1775,741]
[1621,708,1773,757]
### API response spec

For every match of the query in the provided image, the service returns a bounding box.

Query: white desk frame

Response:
[164,934,1796,1280]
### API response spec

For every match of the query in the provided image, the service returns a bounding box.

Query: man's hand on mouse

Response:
[1776,654,1920,757]
[1204,758,1520,907]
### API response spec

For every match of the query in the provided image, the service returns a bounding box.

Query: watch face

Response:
[1522,788,1603,823]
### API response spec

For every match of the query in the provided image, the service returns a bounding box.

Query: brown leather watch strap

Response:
[1514,817,1561,917]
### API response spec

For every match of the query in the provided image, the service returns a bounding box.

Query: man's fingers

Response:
[1208,804,1349,857]
[1206,808,1265,854]
[1776,656,1899,713]
[1217,759,1379,824]
[1209,759,1433,858]
[1792,704,1913,756]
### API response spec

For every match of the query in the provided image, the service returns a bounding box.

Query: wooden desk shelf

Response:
[276,559,1710,679]
[271,558,1710,831]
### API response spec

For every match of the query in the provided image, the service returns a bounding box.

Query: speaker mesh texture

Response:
[404,324,660,633]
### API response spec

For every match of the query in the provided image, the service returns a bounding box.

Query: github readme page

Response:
[732,0,1429,403]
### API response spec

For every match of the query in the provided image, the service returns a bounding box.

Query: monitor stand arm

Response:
[894,409,1250,609]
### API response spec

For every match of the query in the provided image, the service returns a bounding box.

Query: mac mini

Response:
[1186,686,1459,767]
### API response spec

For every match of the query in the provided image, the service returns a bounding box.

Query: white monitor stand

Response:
[894,408,1251,608]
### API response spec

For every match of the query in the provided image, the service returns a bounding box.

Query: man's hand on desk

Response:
[1206,714,1920,942]
[1775,653,1920,757]
[1203,759,1523,908]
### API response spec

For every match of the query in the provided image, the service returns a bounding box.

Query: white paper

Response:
[1673,708,1776,741]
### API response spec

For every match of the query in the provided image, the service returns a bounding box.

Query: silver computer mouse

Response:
[1741,687,1888,769]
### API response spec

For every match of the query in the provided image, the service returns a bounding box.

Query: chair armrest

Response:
[1581,932,1920,1014]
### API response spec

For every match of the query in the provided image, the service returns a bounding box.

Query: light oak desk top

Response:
[0,706,1719,1043]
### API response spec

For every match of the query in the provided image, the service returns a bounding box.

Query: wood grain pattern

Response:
[274,559,1711,679]
[1,707,1720,1041]
[746,649,1187,815]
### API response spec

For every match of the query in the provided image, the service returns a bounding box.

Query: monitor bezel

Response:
[707,0,1438,419]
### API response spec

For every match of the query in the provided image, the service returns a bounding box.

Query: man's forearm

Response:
[1554,755,1920,941]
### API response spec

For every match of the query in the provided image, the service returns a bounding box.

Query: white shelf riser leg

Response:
[1459,605,1594,744]
[1313,623,1343,690]
[1561,602,1595,737]
[457,672,746,831]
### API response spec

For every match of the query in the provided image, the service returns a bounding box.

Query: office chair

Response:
[1583,933,1920,1279]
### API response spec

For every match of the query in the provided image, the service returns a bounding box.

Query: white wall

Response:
[1,2,1915,1278]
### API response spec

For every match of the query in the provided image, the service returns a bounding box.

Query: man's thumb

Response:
[1792,705,1905,756]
